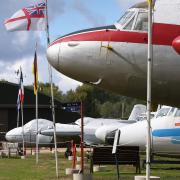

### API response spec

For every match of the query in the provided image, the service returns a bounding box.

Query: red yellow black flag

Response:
[32,50,38,95]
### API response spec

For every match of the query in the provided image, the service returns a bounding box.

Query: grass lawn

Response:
[0,152,180,180]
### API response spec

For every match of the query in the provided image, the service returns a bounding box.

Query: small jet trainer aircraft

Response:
[97,106,180,155]
[47,0,180,107]
[5,119,53,145]
[41,104,146,145]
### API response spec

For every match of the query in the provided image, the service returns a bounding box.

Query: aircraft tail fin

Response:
[128,104,146,121]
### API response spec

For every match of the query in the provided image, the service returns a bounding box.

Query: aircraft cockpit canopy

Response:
[115,2,148,32]
[155,106,172,118]
[155,106,180,118]
[24,119,53,132]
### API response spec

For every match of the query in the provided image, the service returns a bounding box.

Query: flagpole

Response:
[146,1,153,180]
[17,108,19,127]
[34,43,39,164]
[45,0,59,178]
[21,102,25,157]
[20,68,25,157]
[36,90,39,164]
[17,71,20,128]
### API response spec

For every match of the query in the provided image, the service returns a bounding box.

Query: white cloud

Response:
[0,56,82,93]
[12,32,29,49]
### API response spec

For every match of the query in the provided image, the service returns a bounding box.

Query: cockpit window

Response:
[134,12,148,31]
[117,11,134,26]
[168,108,175,116]
[155,108,171,118]
[175,109,180,117]
[124,17,135,30]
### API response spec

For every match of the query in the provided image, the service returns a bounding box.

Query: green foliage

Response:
[26,82,64,102]
[64,84,145,118]
[0,79,8,82]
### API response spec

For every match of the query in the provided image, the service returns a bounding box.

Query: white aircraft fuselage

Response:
[41,117,136,145]
[47,0,180,106]
[97,106,180,154]
[41,105,146,145]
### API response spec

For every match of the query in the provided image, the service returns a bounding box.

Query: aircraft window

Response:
[156,108,170,118]
[134,12,148,31]
[124,17,135,30]
[118,11,134,26]
[175,109,180,117]
[168,108,175,116]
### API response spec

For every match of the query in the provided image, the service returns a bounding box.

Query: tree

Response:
[64,84,146,118]
[26,82,64,101]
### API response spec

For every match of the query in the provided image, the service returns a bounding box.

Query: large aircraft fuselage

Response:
[47,1,180,106]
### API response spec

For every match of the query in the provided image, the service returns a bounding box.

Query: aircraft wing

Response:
[40,123,81,136]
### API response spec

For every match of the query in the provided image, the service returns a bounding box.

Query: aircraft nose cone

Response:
[5,129,16,142]
[46,44,60,69]
[5,127,22,142]
[5,131,12,141]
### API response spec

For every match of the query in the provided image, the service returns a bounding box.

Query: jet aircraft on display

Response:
[46,0,180,107]
[97,106,180,155]
[5,119,53,145]
[41,104,146,145]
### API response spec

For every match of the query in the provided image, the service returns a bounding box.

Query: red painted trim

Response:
[50,23,180,47]
[175,123,180,126]
[4,14,45,25]
[5,16,27,24]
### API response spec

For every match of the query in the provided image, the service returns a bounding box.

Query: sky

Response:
[0,0,142,93]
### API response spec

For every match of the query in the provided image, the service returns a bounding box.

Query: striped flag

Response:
[4,2,46,31]
[19,70,24,104]
[32,50,38,95]
[17,91,20,110]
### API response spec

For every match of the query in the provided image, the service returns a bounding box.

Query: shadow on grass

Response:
[151,167,180,170]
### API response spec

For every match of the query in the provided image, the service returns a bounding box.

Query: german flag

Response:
[147,0,152,5]
[32,50,38,95]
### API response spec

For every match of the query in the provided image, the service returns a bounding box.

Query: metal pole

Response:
[36,91,39,164]
[21,102,25,156]
[17,109,19,127]
[16,69,20,128]
[146,1,153,180]
[45,0,59,178]
[34,42,39,164]
[30,133,32,155]
[121,102,124,119]
[19,67,25,157]
[80,101,84,173]
[115,153,120,180]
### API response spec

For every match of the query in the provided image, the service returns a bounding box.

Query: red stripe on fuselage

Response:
[175,123,180,127]
[50,23,180,47]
